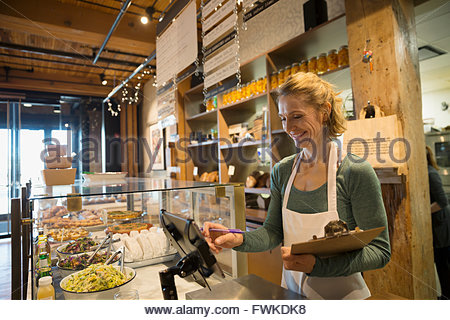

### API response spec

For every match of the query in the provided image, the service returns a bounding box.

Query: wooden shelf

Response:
[186,109,217,122]
[245,187,270,194]
[220,139,268,149]
[246,208,267,224]
[184,82,204,96]
[187,140,218,148]
[220,92,267,112]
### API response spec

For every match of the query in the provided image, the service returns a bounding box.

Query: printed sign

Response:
[204,60,239,89]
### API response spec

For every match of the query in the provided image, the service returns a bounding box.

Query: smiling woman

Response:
[203,72,391,300]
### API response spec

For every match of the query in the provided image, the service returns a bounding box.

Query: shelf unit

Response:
[180,14,351,189]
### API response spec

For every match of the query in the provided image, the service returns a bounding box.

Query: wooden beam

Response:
[0,69,111,96]
[345,0,435,299]
[0,0,155,55]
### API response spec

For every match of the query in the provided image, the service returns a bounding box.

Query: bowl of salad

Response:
[56,237,99,259]
[56,250,120,277]
[60,264,136,300]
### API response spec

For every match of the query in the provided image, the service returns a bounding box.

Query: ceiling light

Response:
[53,107,61,114]
[100,73,107,85]
[140,16,149,24]
[64,123,69,128]
[24,103,32,107]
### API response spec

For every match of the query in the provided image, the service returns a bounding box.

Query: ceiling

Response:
[415,0,450,93]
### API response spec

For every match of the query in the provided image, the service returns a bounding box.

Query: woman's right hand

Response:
[202,221,244,254]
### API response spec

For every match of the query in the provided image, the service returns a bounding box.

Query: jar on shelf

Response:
[231,87,237,103]
[256,77,264,94]
[237,86,243,101]
[270,72,278,90]
[307,57,317,73]
[244,82,251,99]
[299,60,308,73]
[206,98,213,112]
[291,62,300,75]
[283,65,291,82]
[338,45,349,67]
[277,69,285,86]
[262,76,267,92]
[317,53,328,74]
[250,79,257,96]
[327,49,338,71]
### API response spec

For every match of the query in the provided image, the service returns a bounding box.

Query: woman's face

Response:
[278,95,325,150]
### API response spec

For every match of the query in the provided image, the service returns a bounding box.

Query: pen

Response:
[201,228,245,234]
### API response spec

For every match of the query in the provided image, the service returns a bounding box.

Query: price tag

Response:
[193,166,199,176]
[228,165,235,176]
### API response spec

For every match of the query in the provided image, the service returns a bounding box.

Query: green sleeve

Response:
[309,157,391,277]
[234,162,284,252]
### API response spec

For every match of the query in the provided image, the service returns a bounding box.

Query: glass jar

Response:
[262,76,267,92]
[256,77,263,94]
[222,90,228,106]
[250,79,257,96]
[307,57,317,73]
[244,82,251,99]
[270,72,278,90]
[291,62,299,75]
[327,49,338,71]
[231,87,237,103]
[283,65,291,81]
[277,69,284,86]
[236,86,243,101]
[338,45,349,67]
[317,53,328,74]
[299,60,308,73]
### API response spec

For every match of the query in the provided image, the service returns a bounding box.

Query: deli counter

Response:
[11,178,248,300]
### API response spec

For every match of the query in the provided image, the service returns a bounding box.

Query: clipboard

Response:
[290,227,385,256]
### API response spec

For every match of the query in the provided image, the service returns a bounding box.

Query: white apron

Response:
[281,142,370,300]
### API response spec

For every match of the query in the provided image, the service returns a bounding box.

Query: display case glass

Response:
[27,178,246,300]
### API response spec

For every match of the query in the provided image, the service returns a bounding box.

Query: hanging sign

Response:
[157,88,176,120]
[243,0,280,23]
[204,43,239,74]
[156,1,197,87]
[203,0,224,18]
[202,0,235,33]
[204,30,236,58]
[203,13,236,48]
[204,60,239,89]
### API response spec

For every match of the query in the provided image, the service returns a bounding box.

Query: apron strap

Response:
[327,142,338,213]
[282,152,302,209]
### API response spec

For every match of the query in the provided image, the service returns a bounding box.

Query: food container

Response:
[41,168,76,186]
[256,77,263,94]
[60,265,136,300]
[299,60,308,73]
[261,76,267,92]
[82,172,127,182]
[277,69,284,87]
[250,79,257,96]
[56,250,120,278]
[45,156,72,169]
[327,49,338,71]
[307,57,317,73]
[291,62,299,75]
[56,237,99,259]
[338,45,349,67]
[283,65,291,81]
[317,53,328,74]
[270,72,278,90]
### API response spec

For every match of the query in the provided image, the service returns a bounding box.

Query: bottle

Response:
[37,229,51,266]
[37,251,52,280]
[37,276,55,300]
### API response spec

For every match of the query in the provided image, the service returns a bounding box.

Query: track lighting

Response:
[100,73,107,85]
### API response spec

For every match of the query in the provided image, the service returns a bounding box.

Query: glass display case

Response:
[11,178,246,300]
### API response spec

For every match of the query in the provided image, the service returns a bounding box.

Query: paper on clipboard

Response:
[290,227,385,257]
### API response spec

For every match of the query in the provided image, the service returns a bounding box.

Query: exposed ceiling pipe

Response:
[93,0,133,65]
[0,42,142,68]
[103,50,156,103]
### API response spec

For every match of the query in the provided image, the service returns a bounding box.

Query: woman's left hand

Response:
[281,247,316,273]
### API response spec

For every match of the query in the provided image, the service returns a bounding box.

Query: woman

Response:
[426,146,450,299]
[203,72,391,299]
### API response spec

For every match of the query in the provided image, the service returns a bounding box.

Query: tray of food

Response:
[57,250,120,277]
[56,237,99,258]
[48,227,90,243]
[106,222,153,235]
[106,210,143,221]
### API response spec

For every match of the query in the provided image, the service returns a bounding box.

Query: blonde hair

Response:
[426,145,439,170]
[276,72,346,139]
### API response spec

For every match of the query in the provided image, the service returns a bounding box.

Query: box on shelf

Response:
[41,168,76,186]
[44,156,73,169]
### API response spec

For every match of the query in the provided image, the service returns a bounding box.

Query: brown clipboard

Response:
[290,227,385,256]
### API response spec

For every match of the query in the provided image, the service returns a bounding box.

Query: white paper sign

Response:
[156,1,197,86]
[204,43,239,74]
[228,165,235,176]
[204,60,239,89]
[202,0,234,33]
[203,13,235,48]
[203,0,224,18]
[193,167,198,176]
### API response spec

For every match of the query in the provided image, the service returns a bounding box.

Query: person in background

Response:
[426,145,450,299]
[203,72,390,300]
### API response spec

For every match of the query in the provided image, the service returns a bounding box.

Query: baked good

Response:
[107,210,143,220]
[324,220,349,238]
[106,222,153,234]
[48,227,89,242]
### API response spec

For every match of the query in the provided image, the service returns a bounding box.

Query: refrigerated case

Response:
[425,132,450,190]
[10,177,246,300]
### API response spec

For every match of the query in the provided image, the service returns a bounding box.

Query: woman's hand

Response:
[281,247,316,274]
[202,222,244,254]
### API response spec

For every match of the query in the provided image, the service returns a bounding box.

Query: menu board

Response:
[156,1,197,87]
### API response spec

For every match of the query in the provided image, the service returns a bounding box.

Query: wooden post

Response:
[345,0,435,299]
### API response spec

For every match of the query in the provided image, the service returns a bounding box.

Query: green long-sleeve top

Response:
[234,153,391,277]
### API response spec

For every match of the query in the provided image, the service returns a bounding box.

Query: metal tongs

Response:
[105,245,126,273]
[86,233,113,264]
